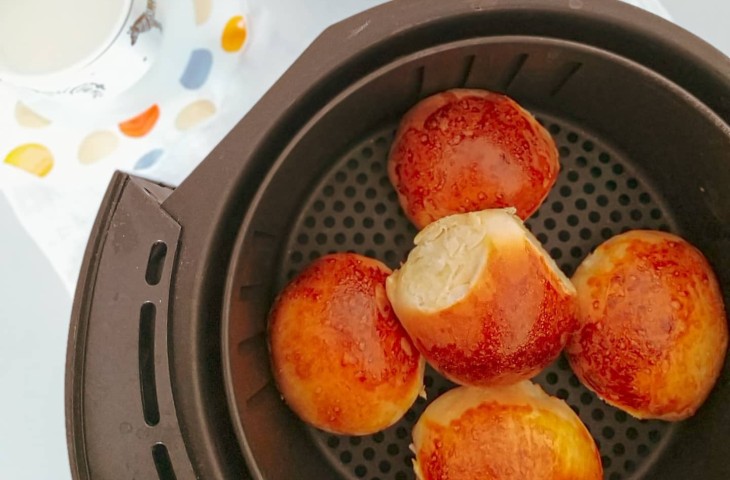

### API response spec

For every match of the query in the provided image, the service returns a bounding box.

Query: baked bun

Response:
[412,382,603,480]
[269,253,425,434]
[386,209,577,386]
[568,230,728,420]
[388,88,559,229]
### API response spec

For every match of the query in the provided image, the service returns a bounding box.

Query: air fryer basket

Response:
[222,2,730,480]
[66,1,730,479]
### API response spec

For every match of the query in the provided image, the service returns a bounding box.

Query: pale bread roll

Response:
[269,253,425,435]
[568,230,728,420]
[386,209,577,386]
[388,88,559,229]
[412,382,603,480]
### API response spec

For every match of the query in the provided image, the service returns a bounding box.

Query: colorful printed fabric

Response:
[0,0,669,292]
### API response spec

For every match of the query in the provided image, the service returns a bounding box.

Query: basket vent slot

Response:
[415,66,425,98]
[503,53,528,90]
[152,443,177,480]
[459,55,476,88]
[551,61,583,97]
[139,302,160,426]
[145,241,168,286]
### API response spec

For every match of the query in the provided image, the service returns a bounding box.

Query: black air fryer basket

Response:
[66,1,730,479]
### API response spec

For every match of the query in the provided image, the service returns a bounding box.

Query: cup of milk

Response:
[0,0,164,103]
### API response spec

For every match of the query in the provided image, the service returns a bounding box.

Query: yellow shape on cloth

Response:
[194,0,212,25]
[222,15,248,53]
[4,143,54,177]
[175,99,216,130]
[78,130,119,164]
[15,102,51,128]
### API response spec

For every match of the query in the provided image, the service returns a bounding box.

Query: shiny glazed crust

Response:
[567,230,728,420]
[388,88,559,229]
[268,253,425,435]
[386,209,577,386]
[412,382,603,480]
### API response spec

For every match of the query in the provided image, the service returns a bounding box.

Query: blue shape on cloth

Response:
[180,49,214,90]
[134,149,164,170]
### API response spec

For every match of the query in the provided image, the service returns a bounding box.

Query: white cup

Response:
[0,0,177,116]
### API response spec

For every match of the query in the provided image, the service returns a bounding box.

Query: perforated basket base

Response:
[277,113,677,480]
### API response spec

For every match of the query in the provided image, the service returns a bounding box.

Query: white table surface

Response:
[0,1,728,479]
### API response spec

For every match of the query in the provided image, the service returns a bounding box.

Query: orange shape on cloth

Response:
[4,143,54,177]
[222,15,248,52]
[119,104,160,137]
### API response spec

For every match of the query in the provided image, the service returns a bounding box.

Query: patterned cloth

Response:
[0,0,669,292]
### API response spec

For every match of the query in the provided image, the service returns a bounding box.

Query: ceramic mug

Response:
[0,0,196,120]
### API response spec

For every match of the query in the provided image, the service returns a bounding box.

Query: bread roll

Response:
[412,382,603,480]
[386,209,577,386]
[269,253,425,434]
[388,88,559,229]
[568,230,728,420]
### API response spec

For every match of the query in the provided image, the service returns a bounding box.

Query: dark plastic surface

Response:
[221,3,730,480]
[66,173,197,479]
[67,0,730,479]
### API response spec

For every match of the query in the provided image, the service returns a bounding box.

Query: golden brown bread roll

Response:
[567,230,728,420]
[386,209,577,386]
[268,253,425,435]
[388,88,559,229]
[412,382,603,480]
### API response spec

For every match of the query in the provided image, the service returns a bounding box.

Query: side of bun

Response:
[412,382,602,480]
